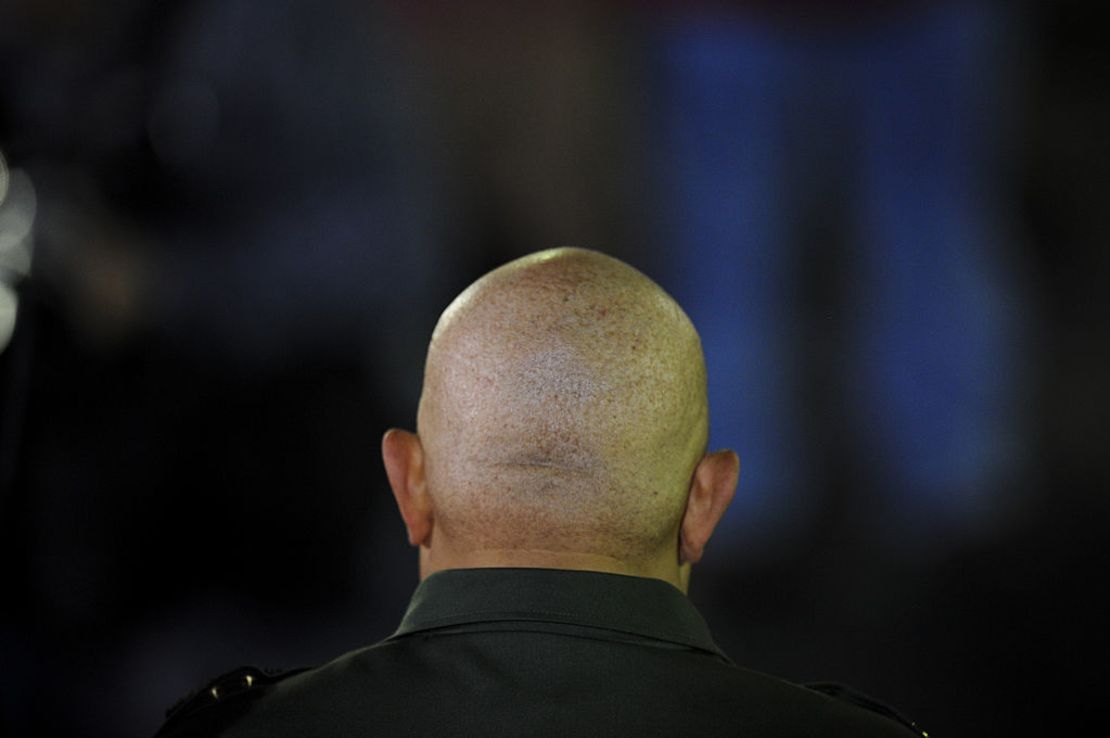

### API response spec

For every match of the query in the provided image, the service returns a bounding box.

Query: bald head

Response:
[383,247,737,589]
[416,248,708,560]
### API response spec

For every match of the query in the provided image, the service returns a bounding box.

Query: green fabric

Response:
[159,567,922,737]
[391,567,728,659]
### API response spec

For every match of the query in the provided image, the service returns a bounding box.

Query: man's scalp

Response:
[416,247,708,563]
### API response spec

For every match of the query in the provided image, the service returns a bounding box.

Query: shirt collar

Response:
[391,567,728,660]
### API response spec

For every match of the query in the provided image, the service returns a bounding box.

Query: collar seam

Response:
[394,622,719,652]
[398,609,710,645]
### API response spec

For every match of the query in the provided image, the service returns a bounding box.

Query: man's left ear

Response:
[381,429,433,547]
[679,450,739,565]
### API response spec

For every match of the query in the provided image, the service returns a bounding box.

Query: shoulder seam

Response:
[154,665,311,737]
[805,681,928,736]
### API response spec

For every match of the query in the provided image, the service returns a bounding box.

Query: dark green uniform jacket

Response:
[156,567,925,737]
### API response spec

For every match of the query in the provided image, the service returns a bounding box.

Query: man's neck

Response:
[419,544,687,593]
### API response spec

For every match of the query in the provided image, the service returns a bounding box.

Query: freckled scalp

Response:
[417,248,708,562]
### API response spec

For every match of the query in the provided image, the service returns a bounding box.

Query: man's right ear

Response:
[381,429,433,547]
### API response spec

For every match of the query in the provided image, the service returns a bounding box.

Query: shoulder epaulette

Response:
[153,665,310,738]
[805,681,928,736]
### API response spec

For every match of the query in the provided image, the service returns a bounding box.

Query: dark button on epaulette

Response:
[806,682,928,737]
[154,665,310,738]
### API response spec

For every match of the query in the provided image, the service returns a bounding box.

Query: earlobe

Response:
[381,429,432,547]
[679,450,739,565]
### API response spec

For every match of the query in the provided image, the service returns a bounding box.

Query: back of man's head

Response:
[383,247,738,589]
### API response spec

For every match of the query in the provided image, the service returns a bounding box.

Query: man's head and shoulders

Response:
[156,247,923,737]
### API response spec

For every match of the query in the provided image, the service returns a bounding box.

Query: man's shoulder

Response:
[152,642,927,738]
[696,661,926,737]
[802,681,927,735]
[151,641,390,737]
[152,665,313,738]
[800,681,928,736]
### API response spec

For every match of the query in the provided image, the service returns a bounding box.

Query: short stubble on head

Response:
[415,248,710,569]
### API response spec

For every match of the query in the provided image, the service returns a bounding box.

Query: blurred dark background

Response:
[1,1,1106,736]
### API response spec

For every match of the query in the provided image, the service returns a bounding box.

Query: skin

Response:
[382,248,739,593]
